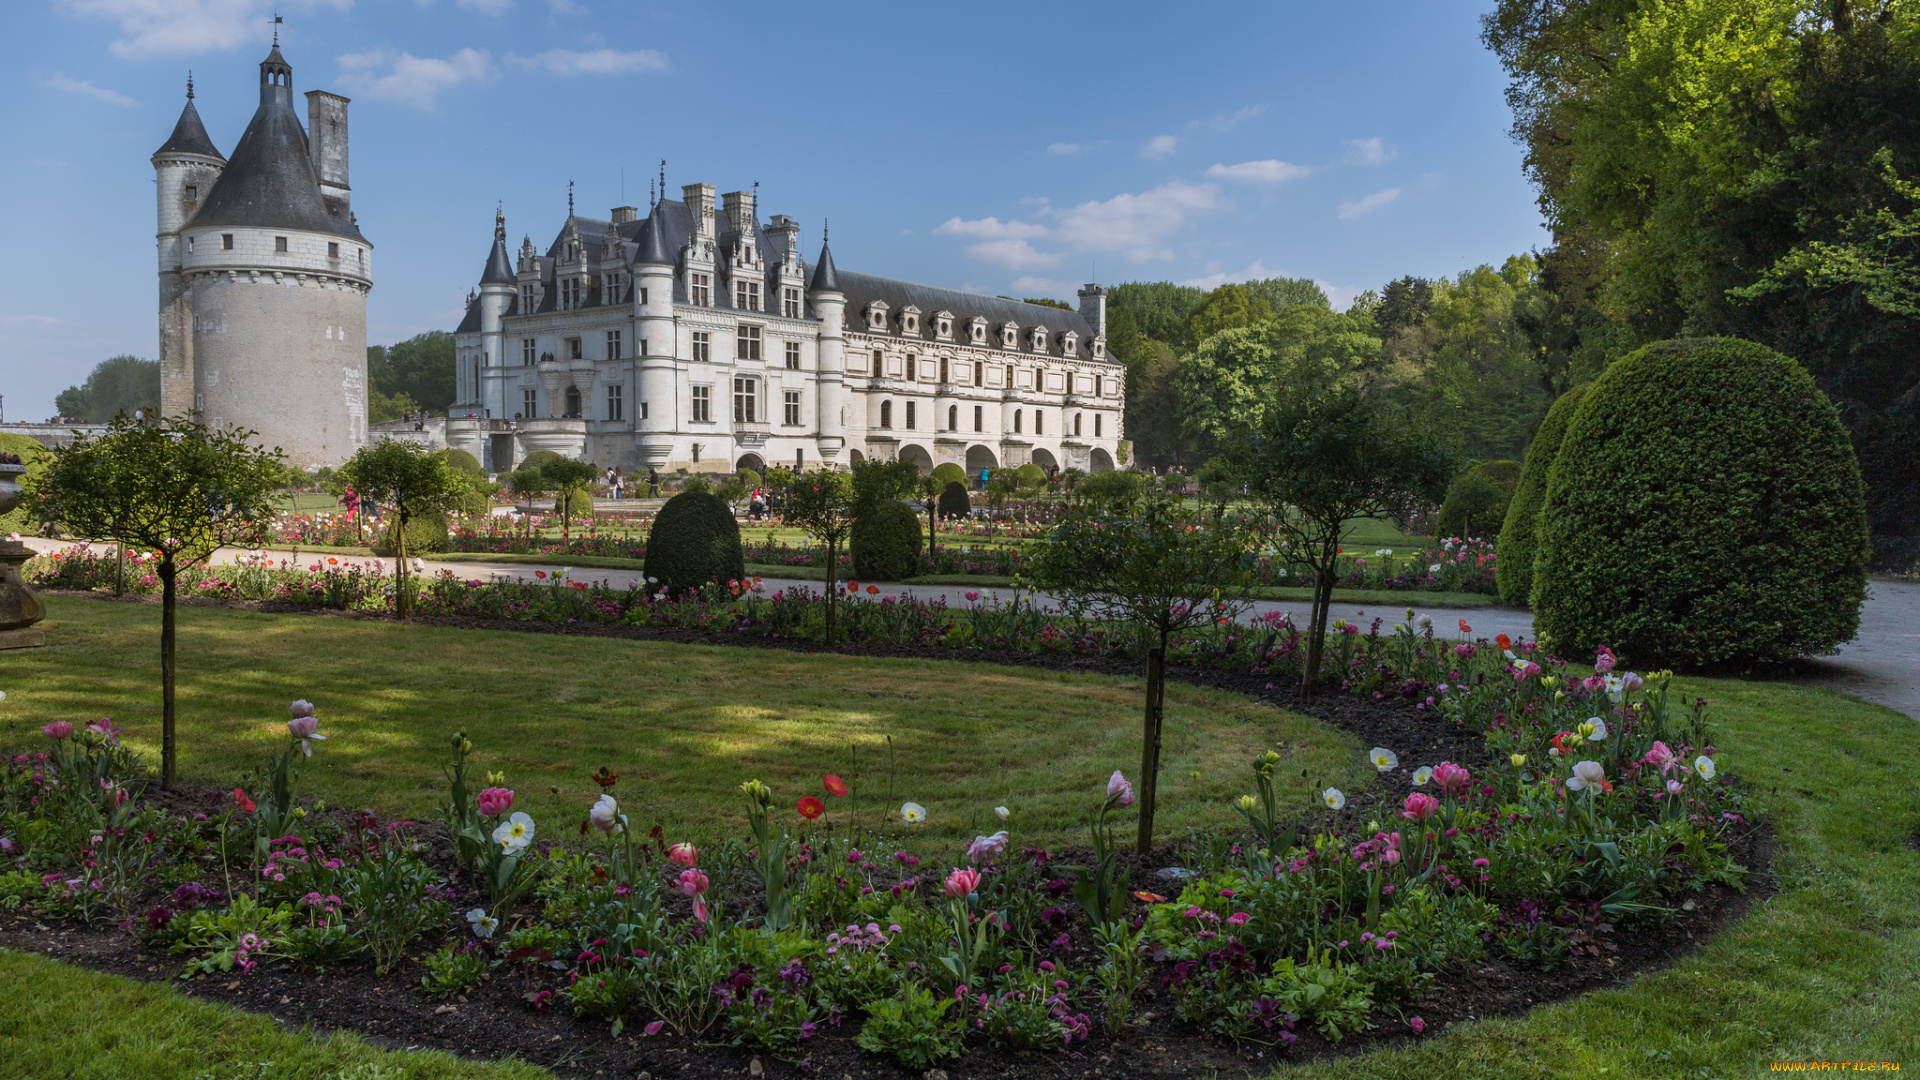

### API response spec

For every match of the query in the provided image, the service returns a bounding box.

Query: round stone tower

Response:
[154,42,373,469]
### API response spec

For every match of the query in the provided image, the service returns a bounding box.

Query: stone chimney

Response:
[682,183,716,238]
[722,189,757,236]
[1077,283,1107,338]
[610,205,638,225]
[766,214,801,261]
[305,90,350,213]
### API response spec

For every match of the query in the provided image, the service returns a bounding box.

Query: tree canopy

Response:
[368,331,456,414]
[53,356,160,423]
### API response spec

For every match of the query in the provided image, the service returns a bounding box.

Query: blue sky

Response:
[0,0,1548,421]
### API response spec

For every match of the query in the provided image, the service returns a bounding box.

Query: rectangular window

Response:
[640,401,649,420]
[691,331,711,362]
[521,284,534,312]
[275,236,288,252]
[186,185,197,201]
[905,401,916,430]
[880,401,892,429]
[732,377,757,423]
[1014,410,1022,434]
[736,325,762,362]
[222,234,234,250]
[567,338,582,360]
[607,383,623,421]
[974,405,983,432]
[974,361,983,386]
[782,286,801,318]
[690,273,711,306]
[522,339,536,365]
[736,280,761,312]
[561,279,581,309]
[605,330,621,360]
[187,236,195,254]
[939,357,949,384]
[604,274,622,305]
[639,287,649,306]
[1074,413,1081,436]
[785,342,801,370]
[639,338,649,357]
[783,390,801,426]
[327,242,339,258]
[796,447,805,470]
[904,355,916,381]
[1095,413,1102,437]
[872,350,884,377]
[1035,411,1043,435]
[522,388,537,418]
[692,385,711,422]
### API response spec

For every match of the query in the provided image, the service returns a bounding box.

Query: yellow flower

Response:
[1510,753,1527,768]
[1237,794,1257,812]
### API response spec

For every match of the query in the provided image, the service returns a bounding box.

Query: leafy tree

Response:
[1108,281,1207,348]
[1021,297,1073,310]
[367,389,423,424]
[367,331,456,412]
[504,468,546,541]
[338,441,461,619]
[1375,277,1435,337]
[540,458,598,540]
[1243,277,1332,315]
[52,356,160,423]
[1177,306,1384,459]
[26,414,283,787]
[851,459,919,517]
[1027,487,1254,853]
[1186,284,1275,344]
[781,470,857,644]
[1218,390,1456,695]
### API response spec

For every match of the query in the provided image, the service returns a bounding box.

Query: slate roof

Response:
[832,271,1100,352]
[153,97,224,162]
[808,240,840,292]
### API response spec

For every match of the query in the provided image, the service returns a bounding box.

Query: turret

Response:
[634,200,677,462]
[153,75,227,418]
[808,234,847,465]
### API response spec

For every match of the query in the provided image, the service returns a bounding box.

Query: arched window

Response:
[948,404,957,431]
[1014,410,1022,434]
[880,400,892,429]
[1074,413,1082,436]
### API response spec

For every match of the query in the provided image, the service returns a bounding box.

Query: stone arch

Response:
[1089,447,1116,473]
[898,443,934,475]
[1030,446,1059,471]
[848,449,867,468]
[735,452,766,474]
[965,444,998,477]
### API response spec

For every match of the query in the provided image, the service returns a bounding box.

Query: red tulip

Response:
[232,788,256,814]
[797,796,825,820]
[823,774,849,798]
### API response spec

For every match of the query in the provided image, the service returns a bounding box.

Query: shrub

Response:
[930,462,967,489]
[936,480,971,520]
[643,490,744,593]
[439,448,485,478]
[1434,459,1519,540]
[1497,385,1589,607]
[851,499,923,581]
[855,985,962,1069]
[737,468,762,492]
[1014,463,1048,491]
[0,433,50,535]
[373,510,449,556]
[517,449,563,473]
[1076,469,1144,500]
[1534,337,1869,667]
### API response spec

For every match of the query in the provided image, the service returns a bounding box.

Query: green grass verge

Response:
[1248,586,1503,610]
[0,949,545,1080]
[1,597,1362,848]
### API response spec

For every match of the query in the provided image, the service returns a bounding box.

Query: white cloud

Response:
[455,0,512,11]
[1346,137,1396,165]
[507,47,669,76]
[337,48,493,110]
[1047,142,1085,155]
[934,217,1049,240]
[1141,134,1177,159]
[1009,277,1077,300]
[1319,282,1366,310]
[1050,180,1223,263]
[1338,187,1402,219]
[963,240,1063,270]
[1209,105,1265,131]
[43,74,137,106]
[934,217,1057,269]
[64,0,349,58]
[1205,159,1310,184]
[1178,260,1275,290]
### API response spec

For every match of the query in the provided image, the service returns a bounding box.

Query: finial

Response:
[495,202,505,240]
[567,180,574,216]
[659,159,666,200]
[272,14,282,46]
[649,177,655,206]
[823,218,829,244]
[186,71,194,100]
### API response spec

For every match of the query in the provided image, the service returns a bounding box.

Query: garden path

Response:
[21,537,1916,719]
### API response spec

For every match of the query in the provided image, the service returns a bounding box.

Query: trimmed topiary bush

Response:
[737,468,762,492]
[554,487,594,525]
[930,462,967,490]
[439,448,485,478]
[1014,463,1048,492]
[851,498,923,581]
[1434,459,1521,540]
[517,449,563,473]
[937,480,971,520]
[1534,338,1869,668]
[1497,384,1589,607]
[373,510,450,556]
[643,490,743,594]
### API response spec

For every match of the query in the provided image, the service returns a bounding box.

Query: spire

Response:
[481,207,514,284]
[153,80,225,163]
[567,179,574,217]
[808,224,840,293]
[272,13,282,47]
[635,198,673,266]
[186,71,193,100]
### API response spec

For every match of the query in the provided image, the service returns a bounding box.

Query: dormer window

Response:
[1001,323,1019,348]
[1093,340,1104,358]
[735,279,761,312]
[604,273,624,305]
[1061,332,1078,355]
[969,318,988,344]
[690,272,711,306]
[899,306,920,334]
[866,302,889,330]
[1029,327,1047,352]
[934,311,955,340]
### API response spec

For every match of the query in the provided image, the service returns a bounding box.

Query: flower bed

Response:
[3,571,1757,1075]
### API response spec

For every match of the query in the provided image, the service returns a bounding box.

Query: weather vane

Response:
[272,14,282,46]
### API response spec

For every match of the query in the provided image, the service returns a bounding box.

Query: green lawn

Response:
[0,597,1362,848]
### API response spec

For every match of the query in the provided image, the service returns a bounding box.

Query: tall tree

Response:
[1186,283,1275,344]
[53,356,160,423]
[367,331,457,413]
[1176,306,1384,459]
[27,414,283,787]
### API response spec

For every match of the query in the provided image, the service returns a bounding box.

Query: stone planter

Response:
[0,462,46,649]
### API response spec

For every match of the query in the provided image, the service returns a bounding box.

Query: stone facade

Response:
[450,185,1125,477]
[153,47,371,469]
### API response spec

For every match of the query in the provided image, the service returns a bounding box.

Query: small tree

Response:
[540,458,598,540]
[851,458,919,517]
[781,470,857,645]
[1027,487,1255,854]
[27,413,283,788]
[917,473,946,555]
[1219,389,1454,696]
[339,441,461,620]
[505,468,546,542]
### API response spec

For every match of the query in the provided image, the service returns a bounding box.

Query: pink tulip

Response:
[677,868,710,922]
[1107,770,1136,809]
[1644,741,1677,774]
[944,867,982,898]
[1431,761,1471,795]
[475,787,514,818]
[1622,672,1644,692]
[1511,661,1542,681]
[1382,831,1403,865]
[289,699,316,719]
[1593,646,1617,674]
[965,831,1009,866]
[1401,792,1441,821]
[288,715,319,740]
[667,842,699,867]
[1582,674,1608,693]
[41,721,72,741]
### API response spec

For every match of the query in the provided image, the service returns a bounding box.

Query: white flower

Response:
[466,907,498,939]
[1369,747,1399,773]
[1411,766,1433,786]
[1415,614,1432,630]
[994,805,1010,820]
[589,794,624,835]
[1694,756,1716,781]
[493,811,535,854]
[1322,788,1346,811]
[1375,548,1395,557]
[900,801,926,824]
[1428,563,1442,574]
[1565,760,1608,792]
[1582,717,1608,742]
[1604,673,1625,702]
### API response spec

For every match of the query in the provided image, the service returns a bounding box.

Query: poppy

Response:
[232,787,256,814]
[866,585,879,594]
[823,774,849,798]
[535,570,547,579]
[1458,619,1472,634]
[797,796,825,820]
[1495,633,1512,651]
[1132,890,1167,904]
[846,580,859,592]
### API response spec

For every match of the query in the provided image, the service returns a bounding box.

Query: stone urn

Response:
[0,462,46,649]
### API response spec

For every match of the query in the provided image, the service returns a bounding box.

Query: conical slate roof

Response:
[808,239,840,292]
[634,200,674,266]
[481,210,515,284]
[153,96,224,162]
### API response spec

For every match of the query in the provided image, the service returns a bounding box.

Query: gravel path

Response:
[22,537,1913,718]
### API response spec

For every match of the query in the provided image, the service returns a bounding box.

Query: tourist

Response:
[647,466,659,498]
[748,488,766,520]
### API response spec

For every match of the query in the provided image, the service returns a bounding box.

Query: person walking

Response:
[647,466,660,499]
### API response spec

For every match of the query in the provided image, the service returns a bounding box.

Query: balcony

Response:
[732,417,771,446]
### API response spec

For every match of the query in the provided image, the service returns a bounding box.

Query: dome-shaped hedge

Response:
[1496,384,1589,606]
[517,449,563,473]
[374,511,450,556]
[930,462,968,489]
[1434,459,1520,540]
[643,490,744,594]
[1533,338,1868,667]
[1014,463,1048,491]
[937,480,972,520]
[851,498,923,581]
[439,448,486,477]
